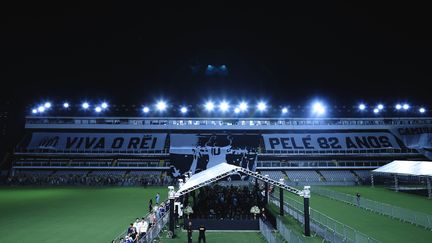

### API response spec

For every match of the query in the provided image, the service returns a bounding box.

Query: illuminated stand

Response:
[167,163,312,236]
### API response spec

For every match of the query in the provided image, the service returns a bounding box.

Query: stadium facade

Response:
[10,116,432,185]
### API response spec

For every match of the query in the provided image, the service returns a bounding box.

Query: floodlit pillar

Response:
[302,186,311,237]
[279,178,284,216]
[427,177,431,199]
[168,186,176,237]
[394,175,399,192]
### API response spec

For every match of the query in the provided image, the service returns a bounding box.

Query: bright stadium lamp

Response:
[403,103,410,110]
[38,106,45,112]
[101,102,108,109]
[180,106,188,114]
[32,109,38,114]
[395,104,402,110]
[282,107,288,114]
[419,107,426,113]
[234,107,240,114]
[219,101,230,112]
[204,101,215,112]
[82,102,90,109]
[312,102,325,115]
[63,102,70,108]
[377,104,384,110]
[373,108,379,114]
[257,101,267,112]
[44,102,51,108]
[239,102,248,112]
[358,104,366,111]
[156,101,167,111]
[95,106,102,113]
[142,106,150,113]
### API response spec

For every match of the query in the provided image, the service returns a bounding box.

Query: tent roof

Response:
[176,162,241,195]
[373,160,432,177]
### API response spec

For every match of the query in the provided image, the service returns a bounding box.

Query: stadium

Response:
[3,3,432,243]
[1,100,432,242]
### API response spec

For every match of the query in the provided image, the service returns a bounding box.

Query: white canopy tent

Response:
[176,163,241,196]
[373,160,432,177]
[175,162,302,196]
[372,160,432,198]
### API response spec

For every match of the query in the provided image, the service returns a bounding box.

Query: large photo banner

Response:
[169,134,259,178]
[392,126,432,159]
[27,132,167,152]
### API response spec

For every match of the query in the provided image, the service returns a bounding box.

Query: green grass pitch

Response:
[1,186,432,243]
[283,186,432,243]
[0,187,168,243]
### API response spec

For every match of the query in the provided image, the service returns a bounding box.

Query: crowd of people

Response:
[115,193,169,243]
[190,184,268,220]
[3,173,173,186]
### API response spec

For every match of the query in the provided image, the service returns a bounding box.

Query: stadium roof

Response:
[373,160,432,177]
[176,162,240,196]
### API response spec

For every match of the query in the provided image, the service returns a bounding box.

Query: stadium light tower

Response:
[312,102,325,116]
[395,104,402,110]
[95,106,102,113]
[419,107,426,113]
[373,108,380,114]
[44,102,51,109]
[32,109,38,114]
[63,102,70,108]
[156,101,167,112]
[234,107,240,114]
[180,106,188,114]
[377,104,384,110]
[38,106,45,113]
[257,101,267,112]
[219,101,230,112]
[358,104,366,111]
[142,106,150,113]
[403,103,410,110]
[204,101,215,112]
[82,102,90,109]
[282,107,288,114]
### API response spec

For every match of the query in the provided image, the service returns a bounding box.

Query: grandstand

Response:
[2,115,432,242]
[11,116,431,179]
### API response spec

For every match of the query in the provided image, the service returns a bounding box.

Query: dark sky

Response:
[2,2,432,108]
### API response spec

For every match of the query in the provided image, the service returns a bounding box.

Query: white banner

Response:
[27,132,167,151]
[263,132,401,150]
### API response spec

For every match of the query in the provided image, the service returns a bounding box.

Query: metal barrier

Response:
[276,217,305,243]
[311,187,432,230]
[270,195,381,243]
[139,210,170,243]
[259,218,281,243]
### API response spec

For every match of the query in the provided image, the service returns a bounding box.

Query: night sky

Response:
[3,2,432,110]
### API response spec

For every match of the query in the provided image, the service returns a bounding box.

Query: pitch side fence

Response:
[259,218,281,243]
[276,217,305,243]
[311,187,432,230]
[270,195,381,243]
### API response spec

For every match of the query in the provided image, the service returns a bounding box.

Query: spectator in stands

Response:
[156,192,160,204]
[149,198,153,212]
[127,223,137,241]
[356,192,361,206]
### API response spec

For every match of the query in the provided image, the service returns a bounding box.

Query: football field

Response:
[1,186,431,242]
[0,187,167,243]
